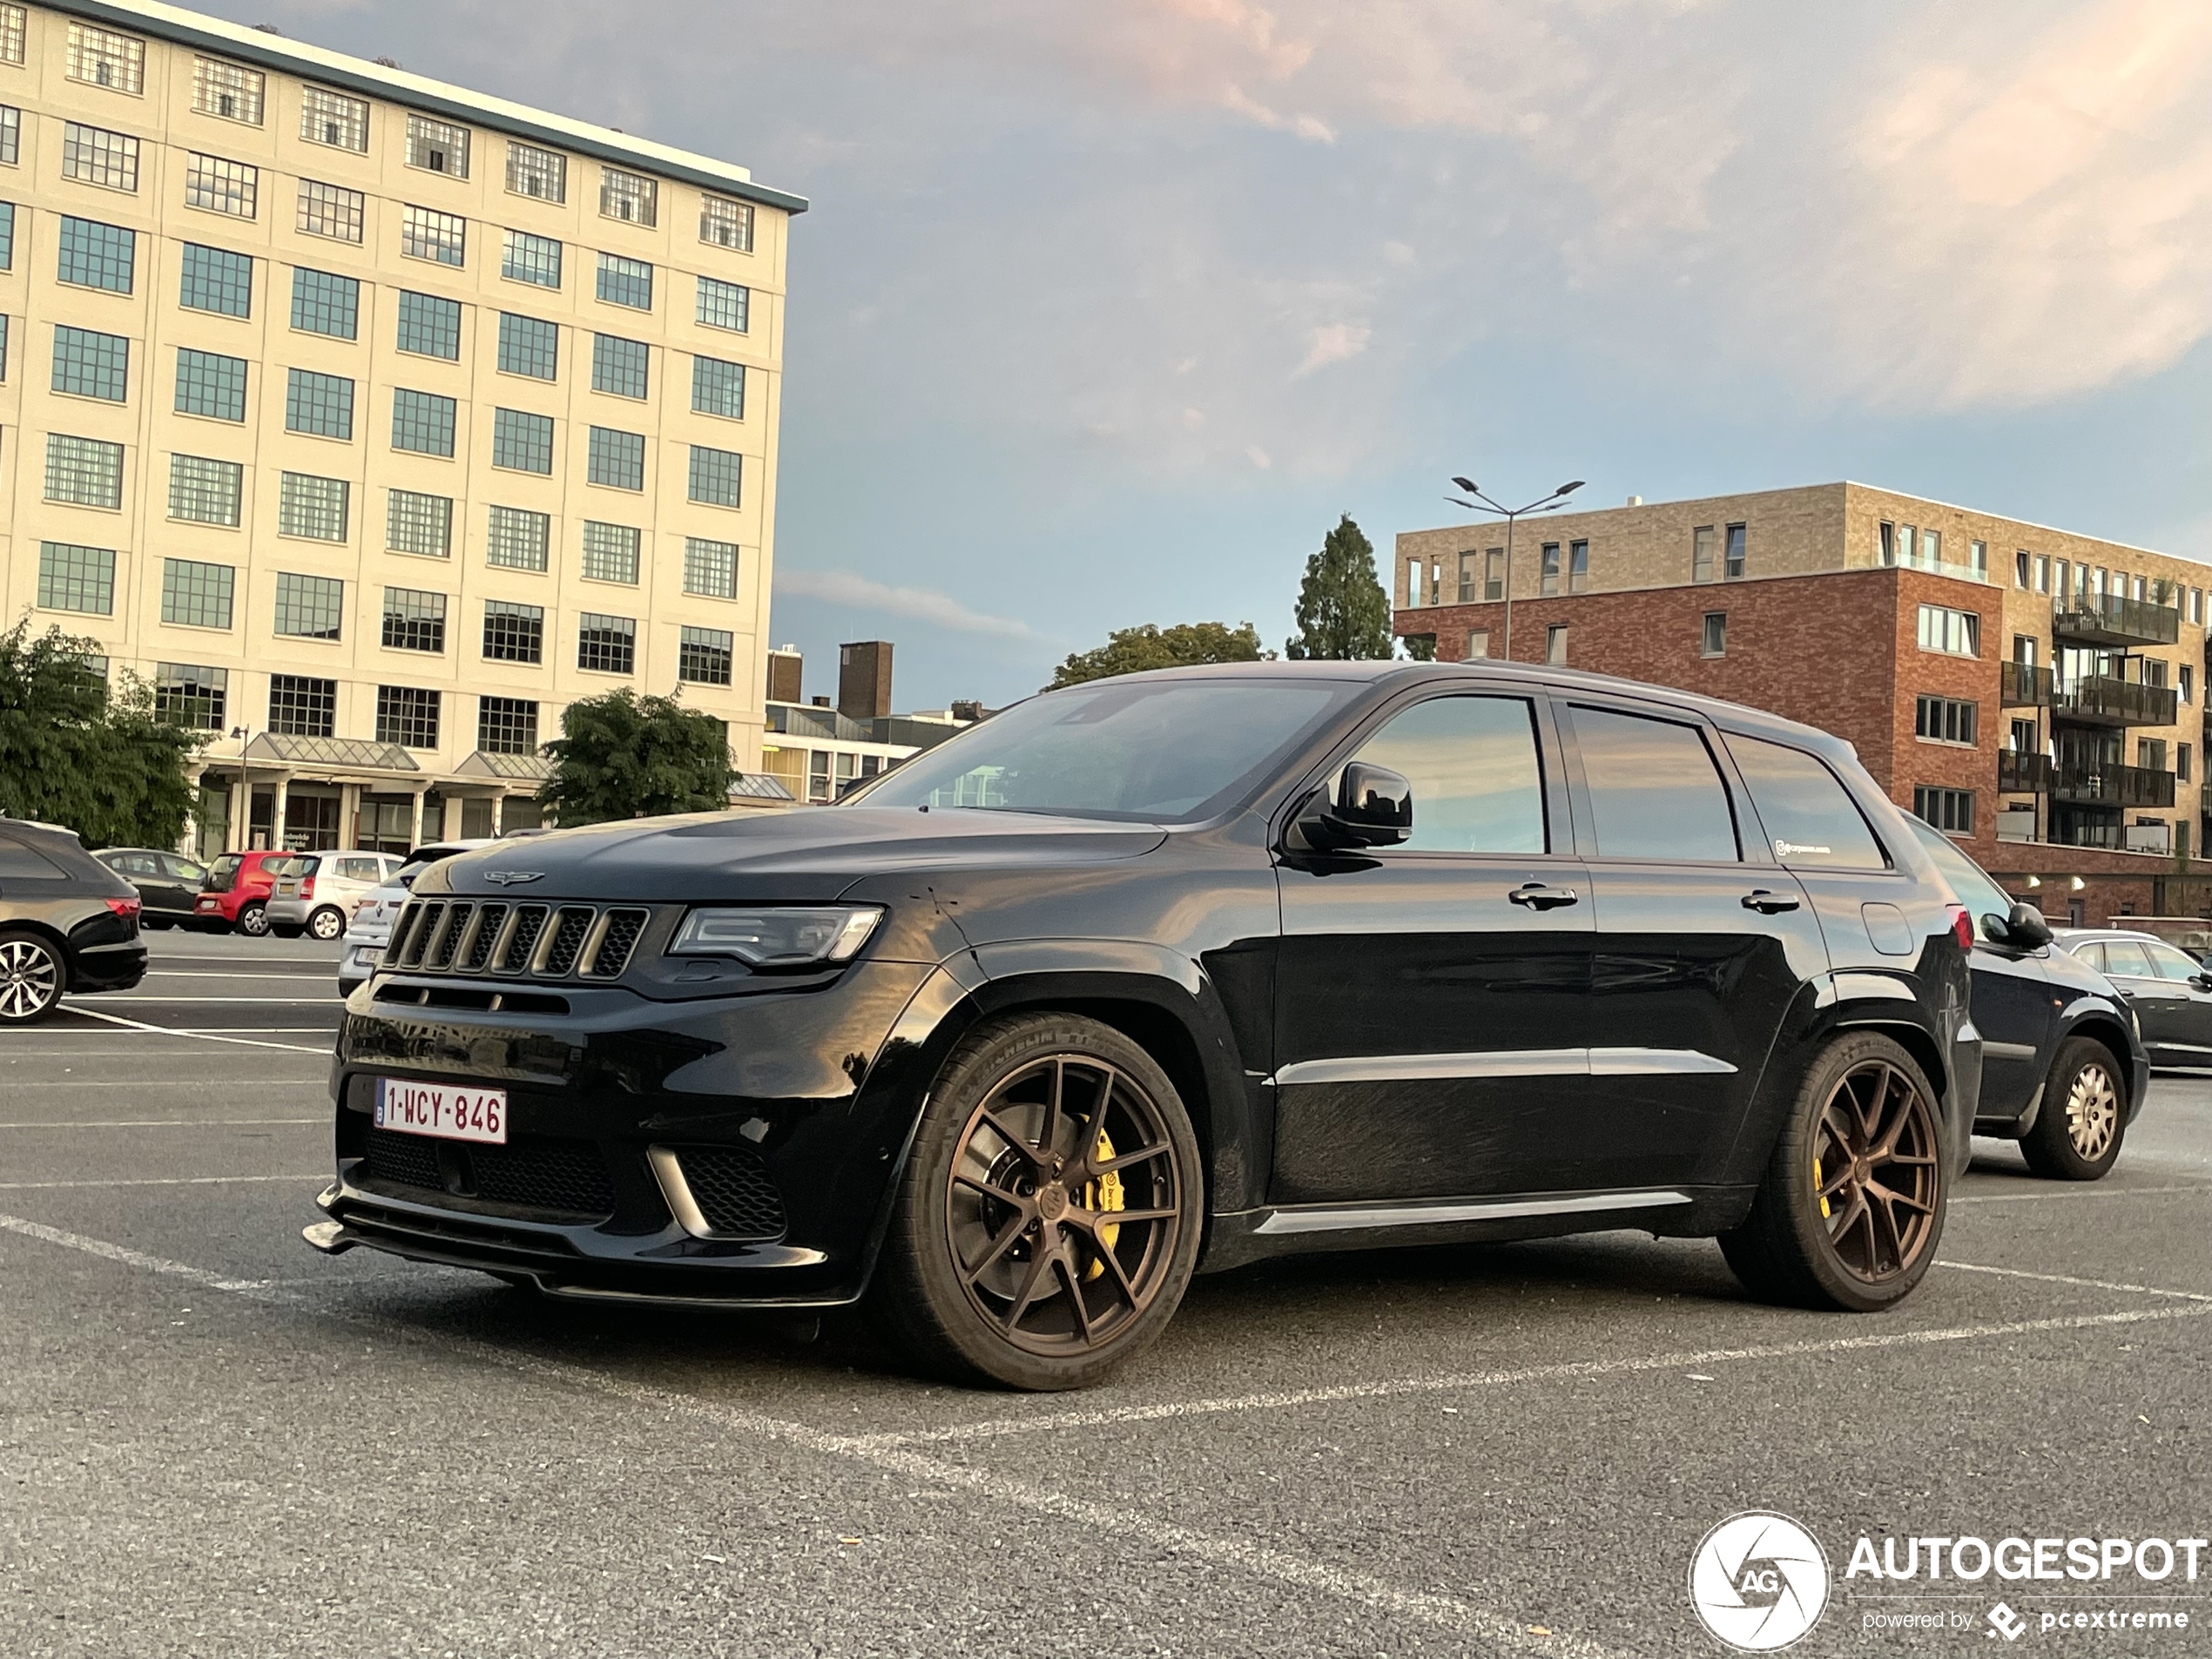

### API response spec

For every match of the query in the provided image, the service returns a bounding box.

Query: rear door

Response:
[1560,702,1831,1190]
[2129,940,2212,1063]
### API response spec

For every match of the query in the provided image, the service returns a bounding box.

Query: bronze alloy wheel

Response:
[1811,1059,1941,1284]
[945,1055,1184,1358]
[2061,1060,2120,1163]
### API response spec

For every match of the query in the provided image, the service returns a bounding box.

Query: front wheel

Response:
[235,901,269,938]
[307,907,347,942]
[867,1015,1204,1390]
[1721,1032,1948,1312]
[2020,1037,2125,1181]
[0,930,66,1025]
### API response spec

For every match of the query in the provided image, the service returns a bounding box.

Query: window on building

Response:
[395,290,462,360]
[1701,611,1726,657]
[387,490,452,558]
[268,674,337,738]
[0,6,23,65]
[296,179,364,242]
[577,612,636,675]
[176,348,246,421]
[477,695,539,754]
[1540,542,1561,597]
[2053,557,2072,600]
[179,242,253,316]
[0,201,14,268]
[496,313,558,380]
[67,23,144,93]
[697,275,749,332]
[160,557,234,629]
[505,140,565,203]
[184,153,256,218]
[679,626,734,685]
[502,229,562,288]
[700,196,753,251]
[1969,540,1987,579]
[1724,523,1747,580]
[684,537,738,599]
[1914,694,1978,745]
[1692,524,1716,583]
[1568,540,1589,593]
[1570,705,1738,860]
[1916,603,1979,657]
[590,334,649,399]
[52,326,128,401]
[192,57,263,124]
[376,685,441,749]
[482,601,543,664]
[580,520,641,583]
[599,167,657,226]
[45,435,124,509]
[2183,664,2195,705]
[61,121,138,191]
[37,543,114,615]
[2015,550,2031,589]
[491,408,555,474]
[273,571,344,638]
[2009,718,2037,755]
[57,216,134,292]
[2192,588,2206,624]
[392,388,457,458]
[2138,736,2168,772]
[588,426,646,490]
[1463,630,1489,660]
[689,444,741,508]
[381,588,446,653]
[277,475,350,544]
[2179,744,2194,784]
[166,455,241,527]
[401,205,466,266]
[1912,786,1974,835]
[405,115,469,178]
[284,368,354,440]
[486,505,551,572]
[0,313,10,382]
[1483,549,1504,602]
[597,252,652,309]
[300,86,368,152]
[1453,550,1480,604]
[154,664,227,730]
[1877,521,1895,566]
[2035,554,2051,593]
[1545,624,1568,665]
[0,105,17,171]
[290,268,359,340]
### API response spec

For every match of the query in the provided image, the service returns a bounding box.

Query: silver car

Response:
[337,841,496,995]
[267,851,405,941]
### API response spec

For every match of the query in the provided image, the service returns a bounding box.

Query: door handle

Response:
[1508,881,1579,910]
[1741,889,1801,914]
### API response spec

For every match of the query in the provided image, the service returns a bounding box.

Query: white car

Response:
[337,840,496,995]
[267,851,407,941]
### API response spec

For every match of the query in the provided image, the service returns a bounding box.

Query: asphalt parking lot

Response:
[3,928,2209,1658]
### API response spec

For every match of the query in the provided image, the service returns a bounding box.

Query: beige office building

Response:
[0,0,804,853]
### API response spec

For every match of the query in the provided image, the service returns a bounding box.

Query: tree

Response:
[1049,621,1269,689]
[0,621,203,848]
[537,689,734,826]
[1285,514,1393,660]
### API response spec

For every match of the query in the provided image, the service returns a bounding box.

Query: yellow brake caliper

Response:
[1082,1130,1125,1278]
[1815,1156,1830,1219]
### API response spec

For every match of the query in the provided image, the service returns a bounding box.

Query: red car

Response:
[192,851,304,937]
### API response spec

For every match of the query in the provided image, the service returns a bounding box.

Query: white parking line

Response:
[0,1118,320,1129]
[0,1174,326,1190]
[145,970,341,980]
[1952,1183,2212,1204]
[1937,1260,2212,1303]
[57,1007,329,1053]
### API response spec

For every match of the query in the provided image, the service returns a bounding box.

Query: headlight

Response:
[668,905,883,967]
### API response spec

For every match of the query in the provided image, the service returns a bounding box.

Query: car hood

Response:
[423,808,1168,902]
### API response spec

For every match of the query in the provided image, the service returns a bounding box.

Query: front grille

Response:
[462,904,508,970]
[427,902,472,968]
[498,905,550,974]
[380,899,653,984]
[676,1146,787,1240]
[542,907,595,975]
[359,1126,616,1220]
[365,1125,444,1190]
[584,909,648,978]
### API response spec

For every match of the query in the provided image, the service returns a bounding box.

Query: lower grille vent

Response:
[675,1146,787,1240]
[360,1127,617,1219]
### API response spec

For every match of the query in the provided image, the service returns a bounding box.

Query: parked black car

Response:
[2051,929,2212,1072]
[0,818,148,1024]
[1903,819,2147,1181]
[92,847,211,930]
[307,663,1979,1389]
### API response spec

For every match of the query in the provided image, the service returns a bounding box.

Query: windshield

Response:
[852,678,1358,821]
[1903,814,2015,930]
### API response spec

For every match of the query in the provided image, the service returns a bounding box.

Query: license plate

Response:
[374,1079,508,1144]
[350,947,383,970]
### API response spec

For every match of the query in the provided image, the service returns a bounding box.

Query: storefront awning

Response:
[455,751,554,781]
[244,733,419,772]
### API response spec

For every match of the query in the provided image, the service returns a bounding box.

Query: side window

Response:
[0,836,65,878]
[1349,695,1547,855]
[340,856,379,881]
[121,853,162,878]
[1568,705,1739,862]
[2143,942,2201,981]
[167,858,207,883]
[1723,735,1890,870]
[2070,942,2106,974]
[2098,941,2152,979]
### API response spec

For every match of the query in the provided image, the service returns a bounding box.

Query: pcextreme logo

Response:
[1689,1511,1832,1652]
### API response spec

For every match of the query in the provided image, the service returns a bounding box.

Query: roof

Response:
[246,732,417,771]
[47,0,807,215]
[728,772,797,802]
[456,751,553,781]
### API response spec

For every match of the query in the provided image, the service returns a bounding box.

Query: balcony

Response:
[2000,662,2055,706]
[2050,760,2175,809]
[1998,751,2054,793]
[2053,593,2181,647]
[2050,676,2179,728]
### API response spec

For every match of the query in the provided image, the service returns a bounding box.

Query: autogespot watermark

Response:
[1689,1512,1832,1651]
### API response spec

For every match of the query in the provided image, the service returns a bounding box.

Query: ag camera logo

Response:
[1689,1512,1831,1651]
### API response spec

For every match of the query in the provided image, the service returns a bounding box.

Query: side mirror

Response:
[2004,900,2053,948]
[1300,761,1413,851]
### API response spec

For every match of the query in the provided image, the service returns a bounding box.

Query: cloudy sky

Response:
[234,0,2212,709]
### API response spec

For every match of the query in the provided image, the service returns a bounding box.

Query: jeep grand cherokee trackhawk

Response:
[305,662,1980,1390]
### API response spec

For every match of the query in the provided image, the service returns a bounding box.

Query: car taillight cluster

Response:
[301,877,316,899]
[105,897,141,921]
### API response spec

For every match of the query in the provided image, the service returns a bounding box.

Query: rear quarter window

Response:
[1568,705,1739,862]
[0,835,66,879]
[1723,734,1890,871]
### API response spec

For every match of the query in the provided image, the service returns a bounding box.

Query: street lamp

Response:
[1443,476,1586,662]
[229,725,253,853]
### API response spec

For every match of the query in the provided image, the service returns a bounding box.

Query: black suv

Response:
[307,664,1979,1389]
[0,818,147,1024]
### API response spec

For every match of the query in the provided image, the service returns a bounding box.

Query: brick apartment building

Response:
[1392,482,2212,927]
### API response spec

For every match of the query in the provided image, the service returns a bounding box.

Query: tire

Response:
[236,901,269,938]
[307,907,347,942]
[270,924,305,941]
[0,929,67,1026]
[867,1014,1204,1391]
[1720,1031,1949,1312]
[2020,1037,2126,1181]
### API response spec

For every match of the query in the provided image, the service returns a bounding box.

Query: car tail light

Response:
[301,877,316,900]
[105,897,141,921]
[1947,904,1974,950]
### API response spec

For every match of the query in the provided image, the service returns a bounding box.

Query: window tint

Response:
[1725,735,1889,871]
[2068,941,2106,974]
[0,834,65,878]
[1570,705,1738,861]
[2098,940,2152,979]
[1899,814,2007,926]
[1350,696,1545,854]
[2143,941,2202,981]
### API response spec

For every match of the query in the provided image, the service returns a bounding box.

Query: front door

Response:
[2097,938,2212,1064]
[1272,691,1595,1204]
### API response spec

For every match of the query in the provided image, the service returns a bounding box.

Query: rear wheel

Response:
[868,1015,1203,1390]
[0,930,66,1025]
[307,906,347,941]
[2020,1037,2125,1181]
[236,901,269,938]
[1721,1032,1948,1312]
